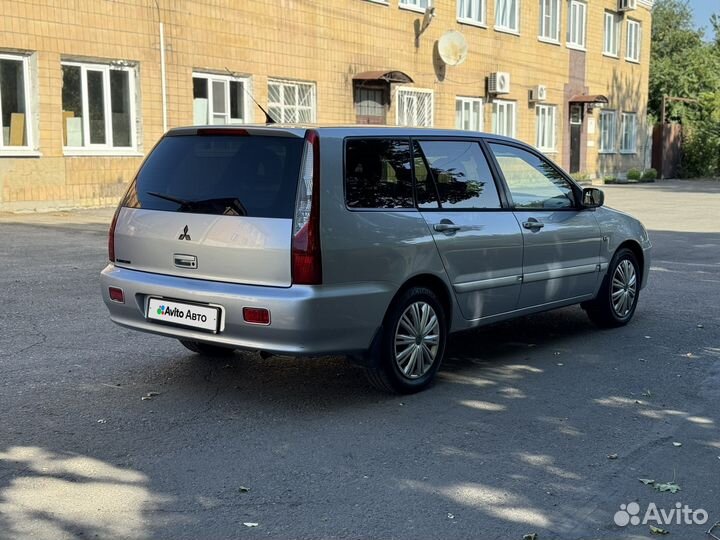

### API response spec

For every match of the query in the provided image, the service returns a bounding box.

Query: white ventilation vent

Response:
[619,0,637,12]
[531,85,547,102]
[489,72,511,94]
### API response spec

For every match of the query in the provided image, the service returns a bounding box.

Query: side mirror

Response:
[582,187,604,208]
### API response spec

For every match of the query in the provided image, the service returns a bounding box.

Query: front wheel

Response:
[584,248,640,328]
[179,340,236,357]
[365,286,448,394]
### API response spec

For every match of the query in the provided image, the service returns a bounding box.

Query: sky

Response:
[689,0,719,34]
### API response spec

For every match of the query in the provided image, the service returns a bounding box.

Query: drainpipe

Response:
[154,0,168,133]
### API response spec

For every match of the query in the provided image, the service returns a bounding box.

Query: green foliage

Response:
[603,176,617,185]
[651,1,720,177]
[627,168,642,181]
[570,171,590,183]
[678,92,720,178]
[641,168,657,181]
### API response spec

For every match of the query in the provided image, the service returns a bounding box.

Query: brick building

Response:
[0,0,652,211]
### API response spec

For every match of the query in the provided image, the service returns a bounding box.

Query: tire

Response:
[584,248,640,328]
[365,286,448,394]
[179,339,236,357]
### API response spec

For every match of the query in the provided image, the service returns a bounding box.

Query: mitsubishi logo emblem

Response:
[178,225,191,241]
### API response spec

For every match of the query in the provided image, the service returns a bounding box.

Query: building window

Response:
[456,97,483,131]
[599,110,616,153]
[603,11,621,57]
[626,20,641,62]
[399,0,431,11]
[539,0,560,42]
[397,87,433,127]
[620,112,637,153]
[536,104,556,151]
[192,72,251,125]
[458,0,485,25]
[0,53,33,151]
[567,0,587,49]
[267,79,316,123]
[492,100,515,138]
[495,0,519,32]
[61,61,137,151]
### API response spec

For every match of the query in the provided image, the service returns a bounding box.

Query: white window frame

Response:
[192,72,252,125]
[456,96,484,131]
[603,11,621,57]
[399,0,431,14]
[620,112,637,153]
[626,19,641,62]
[396,87,434,127]
[495,0,520,34]
[599,110,616,153]
[61,60,138,156]
[267,78,317,123]
[535,104,557,152]
[539,0,561,43]
[567,0,587,50]
[457,0,486,26]
[492,99,516,138]
[0,52,36,155]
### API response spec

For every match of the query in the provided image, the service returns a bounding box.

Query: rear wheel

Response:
[365,286,447,394]
[179,340,236,357]
[584,248,640,328]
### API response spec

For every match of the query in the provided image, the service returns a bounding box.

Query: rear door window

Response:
[344,139,414,209]
[124,134,305,218]
[415,140,502,209]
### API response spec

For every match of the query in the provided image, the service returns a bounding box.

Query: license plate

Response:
[147,298,220,332]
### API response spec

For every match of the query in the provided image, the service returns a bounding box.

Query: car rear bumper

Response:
[100,265,393,356]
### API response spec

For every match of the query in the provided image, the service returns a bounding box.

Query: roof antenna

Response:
[224,67,275,124]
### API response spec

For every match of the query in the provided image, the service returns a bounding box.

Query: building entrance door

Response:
[569,104,583,173]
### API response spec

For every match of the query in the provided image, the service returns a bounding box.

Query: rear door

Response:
[487,141,602,308]
[113,129,306,287]
[414,139,524,320]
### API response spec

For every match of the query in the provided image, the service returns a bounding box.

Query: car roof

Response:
[165,124,520,145]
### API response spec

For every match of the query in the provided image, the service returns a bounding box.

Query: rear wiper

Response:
[146,191,192,206]
[145,192,247,216]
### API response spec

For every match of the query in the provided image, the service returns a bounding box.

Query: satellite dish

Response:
[438,30,468,66]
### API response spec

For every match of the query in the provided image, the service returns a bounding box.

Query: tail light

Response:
[292,130,322,285]
[108,206,121,263]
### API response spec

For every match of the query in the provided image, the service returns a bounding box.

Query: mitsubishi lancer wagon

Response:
[101,126,651,393]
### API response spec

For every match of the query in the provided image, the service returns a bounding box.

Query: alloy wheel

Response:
[393,301,440,379]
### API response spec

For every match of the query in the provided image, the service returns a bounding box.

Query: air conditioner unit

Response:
[618,0,636,11]
[489,72,511,94]
[531,85,547,102]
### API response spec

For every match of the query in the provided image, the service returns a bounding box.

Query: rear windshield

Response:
[123,134,304,218]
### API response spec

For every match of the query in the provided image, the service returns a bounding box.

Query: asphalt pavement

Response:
[0,180,718,540]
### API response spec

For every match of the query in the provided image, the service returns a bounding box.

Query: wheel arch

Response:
[387,273,453,328]
[615,240,645,285]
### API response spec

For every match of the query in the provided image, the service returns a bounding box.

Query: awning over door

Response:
[569,94,609,104]
[353,70,414,84]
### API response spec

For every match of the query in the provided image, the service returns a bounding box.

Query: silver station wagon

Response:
[101,126,651,393]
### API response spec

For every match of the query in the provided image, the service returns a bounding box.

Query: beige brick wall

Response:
[0,0,652,211]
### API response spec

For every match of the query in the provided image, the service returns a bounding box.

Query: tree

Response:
[649,0,720,121]
[650,0,720,177]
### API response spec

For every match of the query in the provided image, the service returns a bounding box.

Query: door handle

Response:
[522,220,545,230]
[434,222,461,233]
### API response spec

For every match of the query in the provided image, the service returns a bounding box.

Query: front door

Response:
[569,104,583,173]
[487,141,602,309]
[413,139,524,320]
[354,84,388,124]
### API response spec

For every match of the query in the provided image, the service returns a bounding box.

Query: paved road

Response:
[1,180,719,540]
